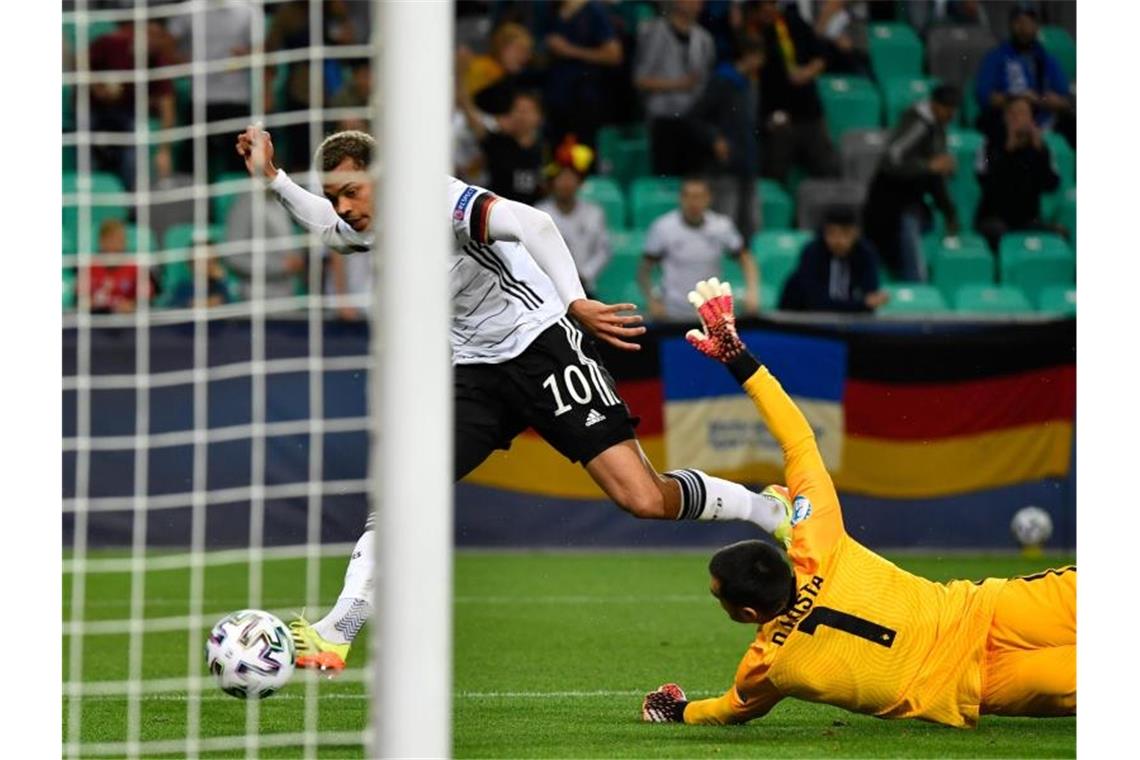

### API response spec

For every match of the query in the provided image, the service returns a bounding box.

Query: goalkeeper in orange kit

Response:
[640,278,1075,729]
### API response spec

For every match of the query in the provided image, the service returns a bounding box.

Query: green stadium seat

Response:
[946,129,984,222]
[1003,251,1075,304]
[721,257,748,299]
[1039,132,1075,221]
[629,177,681,230]
[818,76,882,144]
[879,284,948,315]
[954,285,1033,314]
[1055,187,1076,242]
[579,177,627,230]
[881,77,938,128]
[998,231,1073,280]
[925,233,995,301]
[63,268,77,311]
[759,283,779,312]
[757,179,793,230]
[595,255,651,310]
[1036,286,1076,316]
[1038,26,1076,82]
[751,230,810,295]
[596,124,650,189]
[211,172,255,225]
[960,75,979,129]
[608,229,646,258]
[62,172,129,245]
[867,23,925,81]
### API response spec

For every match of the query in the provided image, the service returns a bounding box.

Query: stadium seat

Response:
[881,77,938,129]
[629,177,681,230]
[579,177,627,230]
[211,172,255,225]
[1036,285,1076,316]
[1055,187,1076,242]
[839,129,887,186]
[759,283,779,312]
[1002,251,1075,304]
[595,255,649,309]
[164,223,225,252]
[998,231,1073,280]
[879,284,948,315]
[867,23,924,81]
[818,76,882,144]
[757,179,794,230]
[925,233,995,301]
[960,75,979,130]
[608,229,646,258]
[63,268,77,311]
[946,129,985,222]
[795,179,866,231]
[1038,25,1076,82]
[62,172,129,242]
[926,26,996,89]
[158,225,226,305]
[596,125,650,189]
[954,285,1032,314]
[751,230,810,295]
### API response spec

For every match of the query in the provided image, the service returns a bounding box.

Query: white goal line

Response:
[65,669,368,699]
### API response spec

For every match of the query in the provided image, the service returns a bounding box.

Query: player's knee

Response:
[612,483,667,519]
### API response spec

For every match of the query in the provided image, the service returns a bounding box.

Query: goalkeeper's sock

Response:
[313,529,374,645]
[664,469,786,532]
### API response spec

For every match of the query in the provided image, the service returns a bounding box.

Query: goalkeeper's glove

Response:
[686,277,762,384]
[641,683,688,723]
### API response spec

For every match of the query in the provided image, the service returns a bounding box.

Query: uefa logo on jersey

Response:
[454,186,477,220]
[791,495,813,526]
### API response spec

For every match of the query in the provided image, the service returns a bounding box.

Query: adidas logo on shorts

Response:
[585,409,606,427]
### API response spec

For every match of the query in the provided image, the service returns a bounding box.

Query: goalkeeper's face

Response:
[322,158,374,232]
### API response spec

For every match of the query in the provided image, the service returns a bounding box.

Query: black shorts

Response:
[453,316,638,480]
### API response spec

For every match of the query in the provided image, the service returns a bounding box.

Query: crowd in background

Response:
[63,0,1077,319]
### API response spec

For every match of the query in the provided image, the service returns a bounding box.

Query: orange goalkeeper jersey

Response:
[684,365,1007,729]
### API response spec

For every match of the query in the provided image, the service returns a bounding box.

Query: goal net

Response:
[62,1,451,756]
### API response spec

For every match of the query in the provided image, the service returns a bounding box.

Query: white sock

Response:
[665,469,785,531]
[313,529,374,645]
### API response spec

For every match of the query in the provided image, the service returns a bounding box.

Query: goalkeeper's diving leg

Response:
[289,514,374,672]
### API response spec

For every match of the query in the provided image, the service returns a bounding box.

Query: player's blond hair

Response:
[314,130,375,174]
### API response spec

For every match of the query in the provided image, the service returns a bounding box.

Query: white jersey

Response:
[448,178,566,364]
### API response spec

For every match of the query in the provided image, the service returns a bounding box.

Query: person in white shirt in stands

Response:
[639,176,760,321]
[536,139,612,298]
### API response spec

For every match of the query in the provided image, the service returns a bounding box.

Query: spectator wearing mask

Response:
[83,219,153,314]
[633,0,717,176]
[780,205,888,313]
[974,95,1062,253]
[974,7,1072,140]
[749,0,839,184]
[639,177,760,321]
[863,84,961,282]
[689,35,764,242]
[459,89,546,206]
[544,0,623,150]
[536,138,612,298]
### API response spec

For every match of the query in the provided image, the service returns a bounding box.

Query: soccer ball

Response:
[205,609,295,699]
[1010,506,1053,548]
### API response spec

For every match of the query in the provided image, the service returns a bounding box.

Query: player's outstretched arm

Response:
[235,125,363,252]
[487,199,646,351]
[685,279,838,523]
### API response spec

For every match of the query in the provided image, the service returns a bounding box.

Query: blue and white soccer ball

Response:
[205,609,295,699]
[1010,506,1053,548]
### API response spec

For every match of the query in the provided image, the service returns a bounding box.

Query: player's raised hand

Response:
[567,299,646,352]
[641,683,688,723]
[236,124,278,181]
[685,278,745,363]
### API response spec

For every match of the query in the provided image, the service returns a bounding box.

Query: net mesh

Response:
[63,1,375,756]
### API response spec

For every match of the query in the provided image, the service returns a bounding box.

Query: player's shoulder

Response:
[449,176,499,219]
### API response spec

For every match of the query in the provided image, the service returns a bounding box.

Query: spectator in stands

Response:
[688,36,764,242]
[780,205,888,313]
[863,84,960,282]
[809,0,873,78]
[699,0,746,65]
[164,237,239,309]
[543,0,623,150]
[974,95,1062,253]
[748,0,839,184]
[974,7,1072,139]
[536,139,612,298]
[83,219,152,314]
[633,0,717,176]
[329,58,372,133]
[224,186,305,301]
[169,4,259,177]
[458,89,546,206]
[639,177,760,321]
[88,20,177,190]
[461,22,535,112]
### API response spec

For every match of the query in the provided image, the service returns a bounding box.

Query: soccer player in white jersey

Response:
[235,126,794,672]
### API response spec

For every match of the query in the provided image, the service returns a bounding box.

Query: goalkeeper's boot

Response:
[289,615,350,673]
[760,484,794,549]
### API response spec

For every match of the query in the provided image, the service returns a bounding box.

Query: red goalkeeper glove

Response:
[685,278,761,384]
[641,683,688,723]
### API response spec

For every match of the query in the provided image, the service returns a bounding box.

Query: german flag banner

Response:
[466,318,1075,500]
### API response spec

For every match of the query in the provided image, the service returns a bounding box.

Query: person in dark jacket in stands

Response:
[780,205,888,313]
[689,36,764,242]
[974,95,1061,253]
[863,84,960,283]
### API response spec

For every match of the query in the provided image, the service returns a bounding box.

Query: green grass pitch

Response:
[64,550,1075,758]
